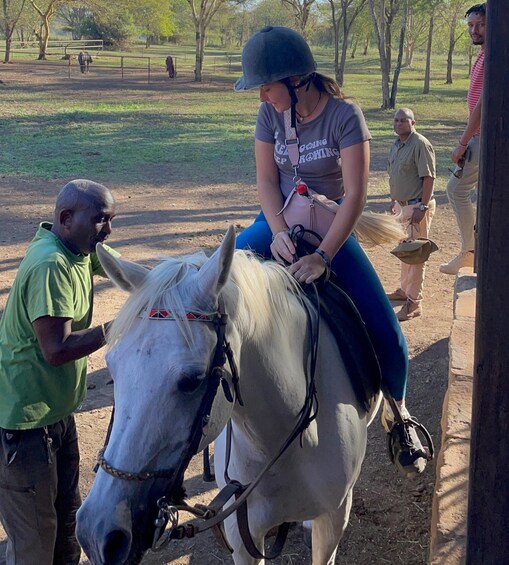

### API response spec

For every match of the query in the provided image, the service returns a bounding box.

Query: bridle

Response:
[96,297,241,484]
[95,289,320,560]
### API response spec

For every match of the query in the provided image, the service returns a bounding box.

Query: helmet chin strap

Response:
[282,74,315,128]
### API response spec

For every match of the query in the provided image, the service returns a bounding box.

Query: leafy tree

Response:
[168,0,194,43]
[367,0,434,103]
[327,0,367,86]
[127,0,176,47]
[403,2,430,68]
[13,4,39,44]
[250,0,294,33]
[348,6,373,58]
[368,0,406,108]
[422,0,443,94]
[57,5,90,40]
[80,9,137,48]
[205,3,239,47]
[437,0,470,84]
[187,0,229,82]
[389,0,408,107]
[280,0,315,35]
[29,0,61,59]
[29,0,106,59]
[1,0,27,62]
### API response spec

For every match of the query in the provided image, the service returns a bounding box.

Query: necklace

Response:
[296,92,322,123]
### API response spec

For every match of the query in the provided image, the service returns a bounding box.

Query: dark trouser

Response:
[0,415,81,565]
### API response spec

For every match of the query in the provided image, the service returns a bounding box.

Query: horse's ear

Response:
[96,243,149,292]
[197,225,236,296]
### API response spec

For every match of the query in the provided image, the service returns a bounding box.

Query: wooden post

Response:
[467,1,509,562]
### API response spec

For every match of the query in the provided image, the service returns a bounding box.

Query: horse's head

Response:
[77,226,239,564]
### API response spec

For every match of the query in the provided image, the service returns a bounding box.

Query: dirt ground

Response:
[0,67,462,565]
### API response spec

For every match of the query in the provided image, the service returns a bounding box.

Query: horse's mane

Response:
[227,251,304,340]
[107,249,304,348]
[107,251,209,347]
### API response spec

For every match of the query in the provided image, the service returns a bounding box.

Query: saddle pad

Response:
[304,277,382,412]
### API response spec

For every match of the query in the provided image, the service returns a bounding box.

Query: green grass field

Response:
[0,44,473,194]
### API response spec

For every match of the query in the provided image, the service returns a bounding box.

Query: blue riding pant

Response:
[236,212,409,400]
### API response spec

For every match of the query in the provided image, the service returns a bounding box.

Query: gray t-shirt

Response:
[255,96,371,200]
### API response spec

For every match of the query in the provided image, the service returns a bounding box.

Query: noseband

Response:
[96,296,241,482]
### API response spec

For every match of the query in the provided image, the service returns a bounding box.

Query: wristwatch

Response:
[418,203,429,212]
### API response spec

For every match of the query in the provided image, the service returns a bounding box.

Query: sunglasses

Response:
[449,146,471,179]
[448,166,464,179]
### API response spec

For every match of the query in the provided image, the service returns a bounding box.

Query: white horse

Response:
[76,226,380,564]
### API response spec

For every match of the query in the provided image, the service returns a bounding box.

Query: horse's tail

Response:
[354,211,406,246]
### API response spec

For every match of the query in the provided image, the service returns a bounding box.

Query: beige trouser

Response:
[446,135,479,252]
[393,199,436,304]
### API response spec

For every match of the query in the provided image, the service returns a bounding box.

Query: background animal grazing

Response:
[78,51,93,74]
[166,55,175,78]
[76,226,380,564]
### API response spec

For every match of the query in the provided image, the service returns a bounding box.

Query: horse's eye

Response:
[177,373,205,394]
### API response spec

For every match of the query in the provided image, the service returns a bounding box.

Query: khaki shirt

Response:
[388,130,436,201]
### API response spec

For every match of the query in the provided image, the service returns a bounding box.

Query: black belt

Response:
[397,198,421,206]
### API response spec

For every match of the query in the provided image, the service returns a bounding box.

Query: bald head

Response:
[54,179,114,218]
[52,179,116,255]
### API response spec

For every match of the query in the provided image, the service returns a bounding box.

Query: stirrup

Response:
[387,416,434,471]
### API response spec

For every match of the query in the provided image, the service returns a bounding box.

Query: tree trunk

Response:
[338,4,350,87]
[445,16,457,84]
[369,0,390,110]
[446,45,453,84]
[36,16,50,59]
[4,28,12,63]
[3,0,26,63]
[330,1,341,84]
[369,0,391,108]
[351,34,359,58]
[423,13,434,94]
[363,36,369,55]
[404,40,415,68]
[385,23,391,75]
[389,1,407,109]
[194,26,205,82]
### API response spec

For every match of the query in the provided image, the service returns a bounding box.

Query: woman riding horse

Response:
[234,26,430,476]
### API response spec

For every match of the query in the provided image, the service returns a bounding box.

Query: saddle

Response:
[291,227,382,412]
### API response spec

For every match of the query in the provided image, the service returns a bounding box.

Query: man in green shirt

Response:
[0,179,117,564]
[386,108,436,321]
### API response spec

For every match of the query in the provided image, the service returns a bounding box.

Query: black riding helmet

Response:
[235,26,317,126]
[234,26,316,90]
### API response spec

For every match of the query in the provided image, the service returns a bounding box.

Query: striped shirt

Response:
[467,49,484,135]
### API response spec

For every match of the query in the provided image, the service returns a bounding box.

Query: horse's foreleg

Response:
[311,489,354,565]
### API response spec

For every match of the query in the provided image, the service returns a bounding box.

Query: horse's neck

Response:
[232,303,312,440]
